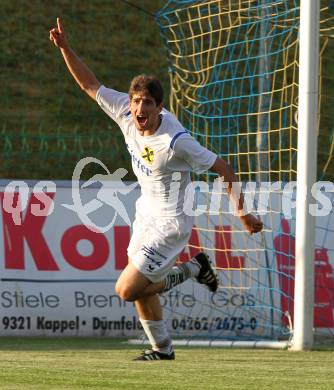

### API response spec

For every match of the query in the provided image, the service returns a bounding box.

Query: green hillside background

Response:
[1,0,166,180]
[1,1,333,181]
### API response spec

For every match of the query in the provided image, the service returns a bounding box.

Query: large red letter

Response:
[1,192,58,270]
[114,226,131,270]
[215,225,245,269]
[61,225,109,270]
[179,227,202,263]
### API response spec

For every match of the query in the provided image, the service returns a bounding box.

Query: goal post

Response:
[153,0,334,348]
[292,0,320,351]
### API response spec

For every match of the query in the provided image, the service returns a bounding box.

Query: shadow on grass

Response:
[0,337,139,351]
[0,337,333,352]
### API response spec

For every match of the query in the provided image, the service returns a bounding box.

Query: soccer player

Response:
[50,18,263,361]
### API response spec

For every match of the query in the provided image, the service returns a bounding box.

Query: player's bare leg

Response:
[115,263,174,360]
[115,253,218,302]
[135,294,162,321]
[134,294,175,360]
[115,254,218,360]
[115,263,153,301]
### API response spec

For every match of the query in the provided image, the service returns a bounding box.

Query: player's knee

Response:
[115,282,137,302]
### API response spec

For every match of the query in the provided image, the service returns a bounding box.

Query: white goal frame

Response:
[130,0,322,351]
[292,0,320,351]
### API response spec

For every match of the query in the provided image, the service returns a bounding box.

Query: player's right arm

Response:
[49,18,101,101]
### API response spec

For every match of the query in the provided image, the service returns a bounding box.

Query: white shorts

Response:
[127,211,194,283]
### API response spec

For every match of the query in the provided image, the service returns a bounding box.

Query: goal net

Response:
[153,0,334,345]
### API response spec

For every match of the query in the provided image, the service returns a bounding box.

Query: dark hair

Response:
[128,74,164,105]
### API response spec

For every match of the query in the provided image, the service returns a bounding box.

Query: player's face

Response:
[130,92,163,133]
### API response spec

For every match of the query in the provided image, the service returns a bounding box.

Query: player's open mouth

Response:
[137,115,148,127]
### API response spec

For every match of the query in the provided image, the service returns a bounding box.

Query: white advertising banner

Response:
[0,181,333,338]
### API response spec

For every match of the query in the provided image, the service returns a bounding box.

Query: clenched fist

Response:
[240,214,263,235]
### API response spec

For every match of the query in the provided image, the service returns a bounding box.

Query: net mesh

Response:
[156,0,334,341]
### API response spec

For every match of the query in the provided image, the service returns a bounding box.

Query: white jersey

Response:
[96,85,217,217]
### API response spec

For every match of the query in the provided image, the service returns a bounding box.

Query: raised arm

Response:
[210,157,263,235]
[49,18,101,100]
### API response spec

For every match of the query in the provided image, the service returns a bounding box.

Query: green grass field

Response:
[0,338,333,390]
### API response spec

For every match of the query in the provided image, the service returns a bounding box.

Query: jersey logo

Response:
[141,146,154,164]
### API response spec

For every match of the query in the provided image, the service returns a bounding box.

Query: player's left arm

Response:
[209,157,263,235]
